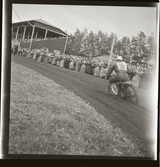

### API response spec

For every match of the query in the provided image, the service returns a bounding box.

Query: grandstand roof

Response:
[12,19,69,37]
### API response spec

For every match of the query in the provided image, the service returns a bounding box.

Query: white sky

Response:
[12,4,157,39]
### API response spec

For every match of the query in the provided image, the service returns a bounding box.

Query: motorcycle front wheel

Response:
[110,83,119,95]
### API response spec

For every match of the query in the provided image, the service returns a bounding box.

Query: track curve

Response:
[11,55,154,157]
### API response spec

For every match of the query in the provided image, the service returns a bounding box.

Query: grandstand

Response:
[12,19,69,54]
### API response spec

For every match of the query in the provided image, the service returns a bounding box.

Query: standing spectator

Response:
[80,63,86,73]
[94,64,100,77]
[75,57,82,72]
[127,63,133,81]
[60,57,65,68]
[100,65,106,79]
[91,60,95,75]
[85,58,90,74]
[65,54,70,69]
[69,58,74,70]
[13,45,18,55]
[17,47,23,56]
[51,55,57,65]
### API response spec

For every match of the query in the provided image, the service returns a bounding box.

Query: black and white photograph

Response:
[1,1,159,165]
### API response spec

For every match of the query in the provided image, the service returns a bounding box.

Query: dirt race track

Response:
[11,55,156,158]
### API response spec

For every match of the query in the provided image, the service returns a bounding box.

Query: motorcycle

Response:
[109,80,138,103]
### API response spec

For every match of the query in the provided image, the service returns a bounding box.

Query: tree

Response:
[65,33,76,55]
[65,29,87,55]
[96,30,109,56]
[147,32,155,60]
[65,29,155,64]
[136,31,148,59]
[73,28,85,55]
[86,30,98,57]
[120,36,130,61]
[82,30,95,57]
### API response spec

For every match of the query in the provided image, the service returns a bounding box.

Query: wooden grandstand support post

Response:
[15,27,19,40]
[29,25,35,49]
[22,26,26,40]
[44,29,48,40]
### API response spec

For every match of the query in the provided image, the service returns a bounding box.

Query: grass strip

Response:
[9,62,143,156]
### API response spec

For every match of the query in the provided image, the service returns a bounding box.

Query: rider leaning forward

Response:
[106,55,130,94]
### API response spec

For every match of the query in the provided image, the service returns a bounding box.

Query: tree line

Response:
[65,29,155,63]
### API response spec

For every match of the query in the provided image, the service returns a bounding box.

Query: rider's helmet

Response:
[116,56,123,61]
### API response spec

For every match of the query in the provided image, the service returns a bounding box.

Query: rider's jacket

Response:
[107,60,130,81]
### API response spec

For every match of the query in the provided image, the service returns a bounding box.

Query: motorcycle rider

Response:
[106,55,130,94]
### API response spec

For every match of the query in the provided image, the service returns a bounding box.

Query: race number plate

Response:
[117,62,127,71]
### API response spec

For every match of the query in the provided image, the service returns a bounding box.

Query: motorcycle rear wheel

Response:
[125,85,138,103]
[119,90,126,99]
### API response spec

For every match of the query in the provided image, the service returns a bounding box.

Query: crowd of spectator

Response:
[12,46,155,89]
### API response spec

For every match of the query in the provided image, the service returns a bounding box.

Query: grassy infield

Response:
[9,62,143,156]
